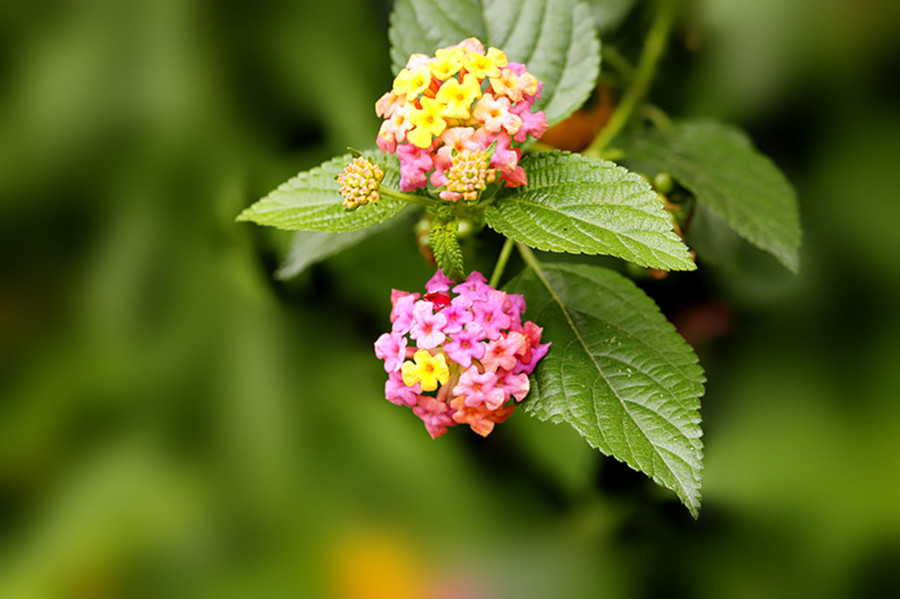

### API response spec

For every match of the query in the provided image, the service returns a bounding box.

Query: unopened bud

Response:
[337,157,384,209]
[440,150,497,202]
[653,172,674,195]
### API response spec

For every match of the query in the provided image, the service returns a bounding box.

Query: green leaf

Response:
[485,151,696,270]
[506,262,705,516]
[617,119,802,273]
[429,217,466,282]
[587,0,638,34]
[389,0,600,126]
[276,213,413,279]
[236,152,405,232]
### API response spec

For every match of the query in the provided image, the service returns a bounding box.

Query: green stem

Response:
[527,141,557,154]
[584,0,678,157]
[378,186,435,207]
[516,243,541,275]
[489,237,515,288]
[469,197,493,213]
[642,102,674,133]
[601,44,636,80]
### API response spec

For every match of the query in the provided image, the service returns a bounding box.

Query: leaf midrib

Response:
[530,262,697,504]
[489,195,693,269]
[499,193,674,233]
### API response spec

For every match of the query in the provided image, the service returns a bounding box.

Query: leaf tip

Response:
[782,251,801,275]
[676,257,699,272]
[235,206,255,223]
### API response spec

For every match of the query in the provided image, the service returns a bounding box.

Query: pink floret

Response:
[374,332,407,372]
[390,293,419,335]
[454,366,506,410]
[481,332,527,372]
[443,326,486,368]
[409,301,448,349]
[425,269,454,293]
[385,371,420,407]
[453,271,491,302]
[510,102,548,143]
[441,301,474,335]
[413,395,456,439]
[397,143,435,191]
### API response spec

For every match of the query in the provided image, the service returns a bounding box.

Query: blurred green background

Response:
[2,0,899,597]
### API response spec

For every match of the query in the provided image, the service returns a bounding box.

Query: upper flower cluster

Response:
[374,269,550,439]
[376,38,549,201]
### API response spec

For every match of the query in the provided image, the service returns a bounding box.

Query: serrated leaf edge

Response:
[520,261,704,516]
[487,151,697,271]
[236,152,405,233]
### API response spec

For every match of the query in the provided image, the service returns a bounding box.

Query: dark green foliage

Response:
[486,151,696,270]
[617,120,802,272]
[507,262,705,515]
[389,0,601,126]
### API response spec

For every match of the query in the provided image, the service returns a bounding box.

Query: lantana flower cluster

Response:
[336,156,384,209]
[376,38,549,201]
[374,270,550,439]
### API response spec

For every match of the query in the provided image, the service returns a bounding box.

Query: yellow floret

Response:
[407,97,448,148]
[486,47,508,69]
[401,350,449,391]
[435,73,481,120]
[463,51,501,80]
[393,65,433,102]
[519,71,539,97]
[430,47,465,80]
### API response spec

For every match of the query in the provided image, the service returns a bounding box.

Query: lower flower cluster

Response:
[374,270,549,438]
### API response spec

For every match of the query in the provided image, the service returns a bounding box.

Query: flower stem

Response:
[516,243,541,274]
[378,186,436,207]
[642,102,673,133]
[489,237,515,288]
[584,0,678,157]
[470,198,492,212]
[601,44,636,80]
